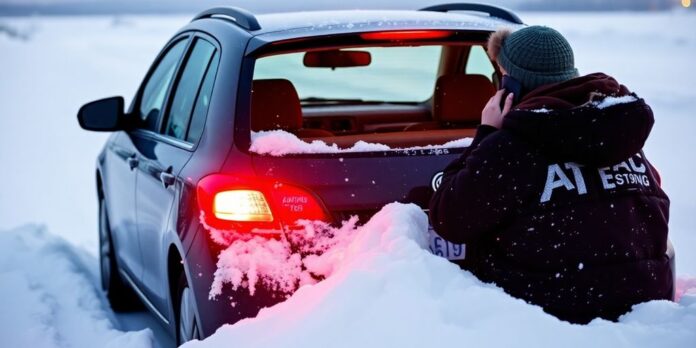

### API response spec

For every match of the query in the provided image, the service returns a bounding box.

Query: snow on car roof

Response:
[252,10,521,38]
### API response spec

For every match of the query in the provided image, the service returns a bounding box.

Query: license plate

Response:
[428,225,466,260]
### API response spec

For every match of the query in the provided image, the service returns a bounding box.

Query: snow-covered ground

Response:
[0,10,695,348]
[0,225,153,347]
[189,203,696,348]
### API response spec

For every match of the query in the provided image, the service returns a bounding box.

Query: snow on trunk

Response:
[249,130,473,156]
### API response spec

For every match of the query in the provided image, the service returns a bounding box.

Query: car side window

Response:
[138,39,188,131]
[164,39,216,141]
[186,52,219,144]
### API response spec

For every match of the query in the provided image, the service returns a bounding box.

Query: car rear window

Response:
[254,46,441,103]
[248,43,496,156]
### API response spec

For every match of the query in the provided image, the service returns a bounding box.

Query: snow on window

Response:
[249,130,473,156]
[593,95,638,109]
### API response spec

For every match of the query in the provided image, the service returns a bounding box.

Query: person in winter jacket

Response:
[429,26,672,324]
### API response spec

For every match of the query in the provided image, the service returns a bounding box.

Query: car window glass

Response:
[186,52,219,144]
[465,45,495,81]
[138,39,188,131]
[165,39,216,140]
[254,46,441,103]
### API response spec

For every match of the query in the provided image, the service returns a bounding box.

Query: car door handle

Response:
[159,167,175,188]
[127,155,139,170]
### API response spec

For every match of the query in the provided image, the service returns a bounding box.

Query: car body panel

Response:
[250,152,461,215]
[104,132,143,278]
[132,131,193,314]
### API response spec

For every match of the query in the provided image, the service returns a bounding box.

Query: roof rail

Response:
[192,7,261,31]
[420,3,524,25]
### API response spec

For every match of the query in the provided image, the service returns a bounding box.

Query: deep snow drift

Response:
[188,204,696,348]
[0,225,153,348]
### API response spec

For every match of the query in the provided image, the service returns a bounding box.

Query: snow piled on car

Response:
[250,130,473,156]
[207,215,364,299]
[189,203,696,348]
[0,225,153,348]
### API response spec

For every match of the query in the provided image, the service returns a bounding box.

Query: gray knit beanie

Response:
[495,26,579,92]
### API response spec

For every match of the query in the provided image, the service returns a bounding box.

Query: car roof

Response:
[245,10,523,54]
[187,8,524,55]
[252,10,520,37]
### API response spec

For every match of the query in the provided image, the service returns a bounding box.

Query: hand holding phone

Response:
[499,75,522,109]
[482,90,514,129]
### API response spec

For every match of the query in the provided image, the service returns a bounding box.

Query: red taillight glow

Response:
[197,174,330,233]
[360,30,452,41]
[269,183,329,223]
[214,190,273,222]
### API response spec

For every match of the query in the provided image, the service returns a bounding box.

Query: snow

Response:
[207,215,363,298]
[0,225,153,348]
[525,95,639,114]
[594,95,639,109]
[0,10,695,348]
[250,130,473,156]
[186,204,696,348]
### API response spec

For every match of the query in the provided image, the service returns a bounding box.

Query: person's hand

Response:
[481,90,514,129]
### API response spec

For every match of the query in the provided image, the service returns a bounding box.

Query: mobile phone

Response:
[500,75,521,109]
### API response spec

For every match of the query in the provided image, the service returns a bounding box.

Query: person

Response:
[429,26,672,323]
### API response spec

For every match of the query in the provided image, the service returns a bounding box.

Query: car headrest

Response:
[251,79,302,131]
[433,74,496,124]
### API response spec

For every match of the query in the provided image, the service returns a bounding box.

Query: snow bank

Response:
[0,225,153,348]
[187,203,696,348]
[249,130,473,156]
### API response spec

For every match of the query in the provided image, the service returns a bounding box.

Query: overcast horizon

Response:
[0,0,689,16]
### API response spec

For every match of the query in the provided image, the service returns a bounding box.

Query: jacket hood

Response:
[502,73,654,167]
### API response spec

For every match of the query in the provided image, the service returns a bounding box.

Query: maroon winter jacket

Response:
[429,73,672,323]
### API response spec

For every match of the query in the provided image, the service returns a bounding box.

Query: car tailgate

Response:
[251,151,462,222]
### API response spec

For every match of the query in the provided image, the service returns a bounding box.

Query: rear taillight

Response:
[214,190,274,222]
[197,174,330,234]
[269,182,329,223]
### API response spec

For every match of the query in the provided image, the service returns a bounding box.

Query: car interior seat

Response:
[405,74,496,131]
[251,79,334,137]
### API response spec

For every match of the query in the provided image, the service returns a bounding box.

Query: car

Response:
[77,3,674,344]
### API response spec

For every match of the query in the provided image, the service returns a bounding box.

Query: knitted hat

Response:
[491,26,579,92]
